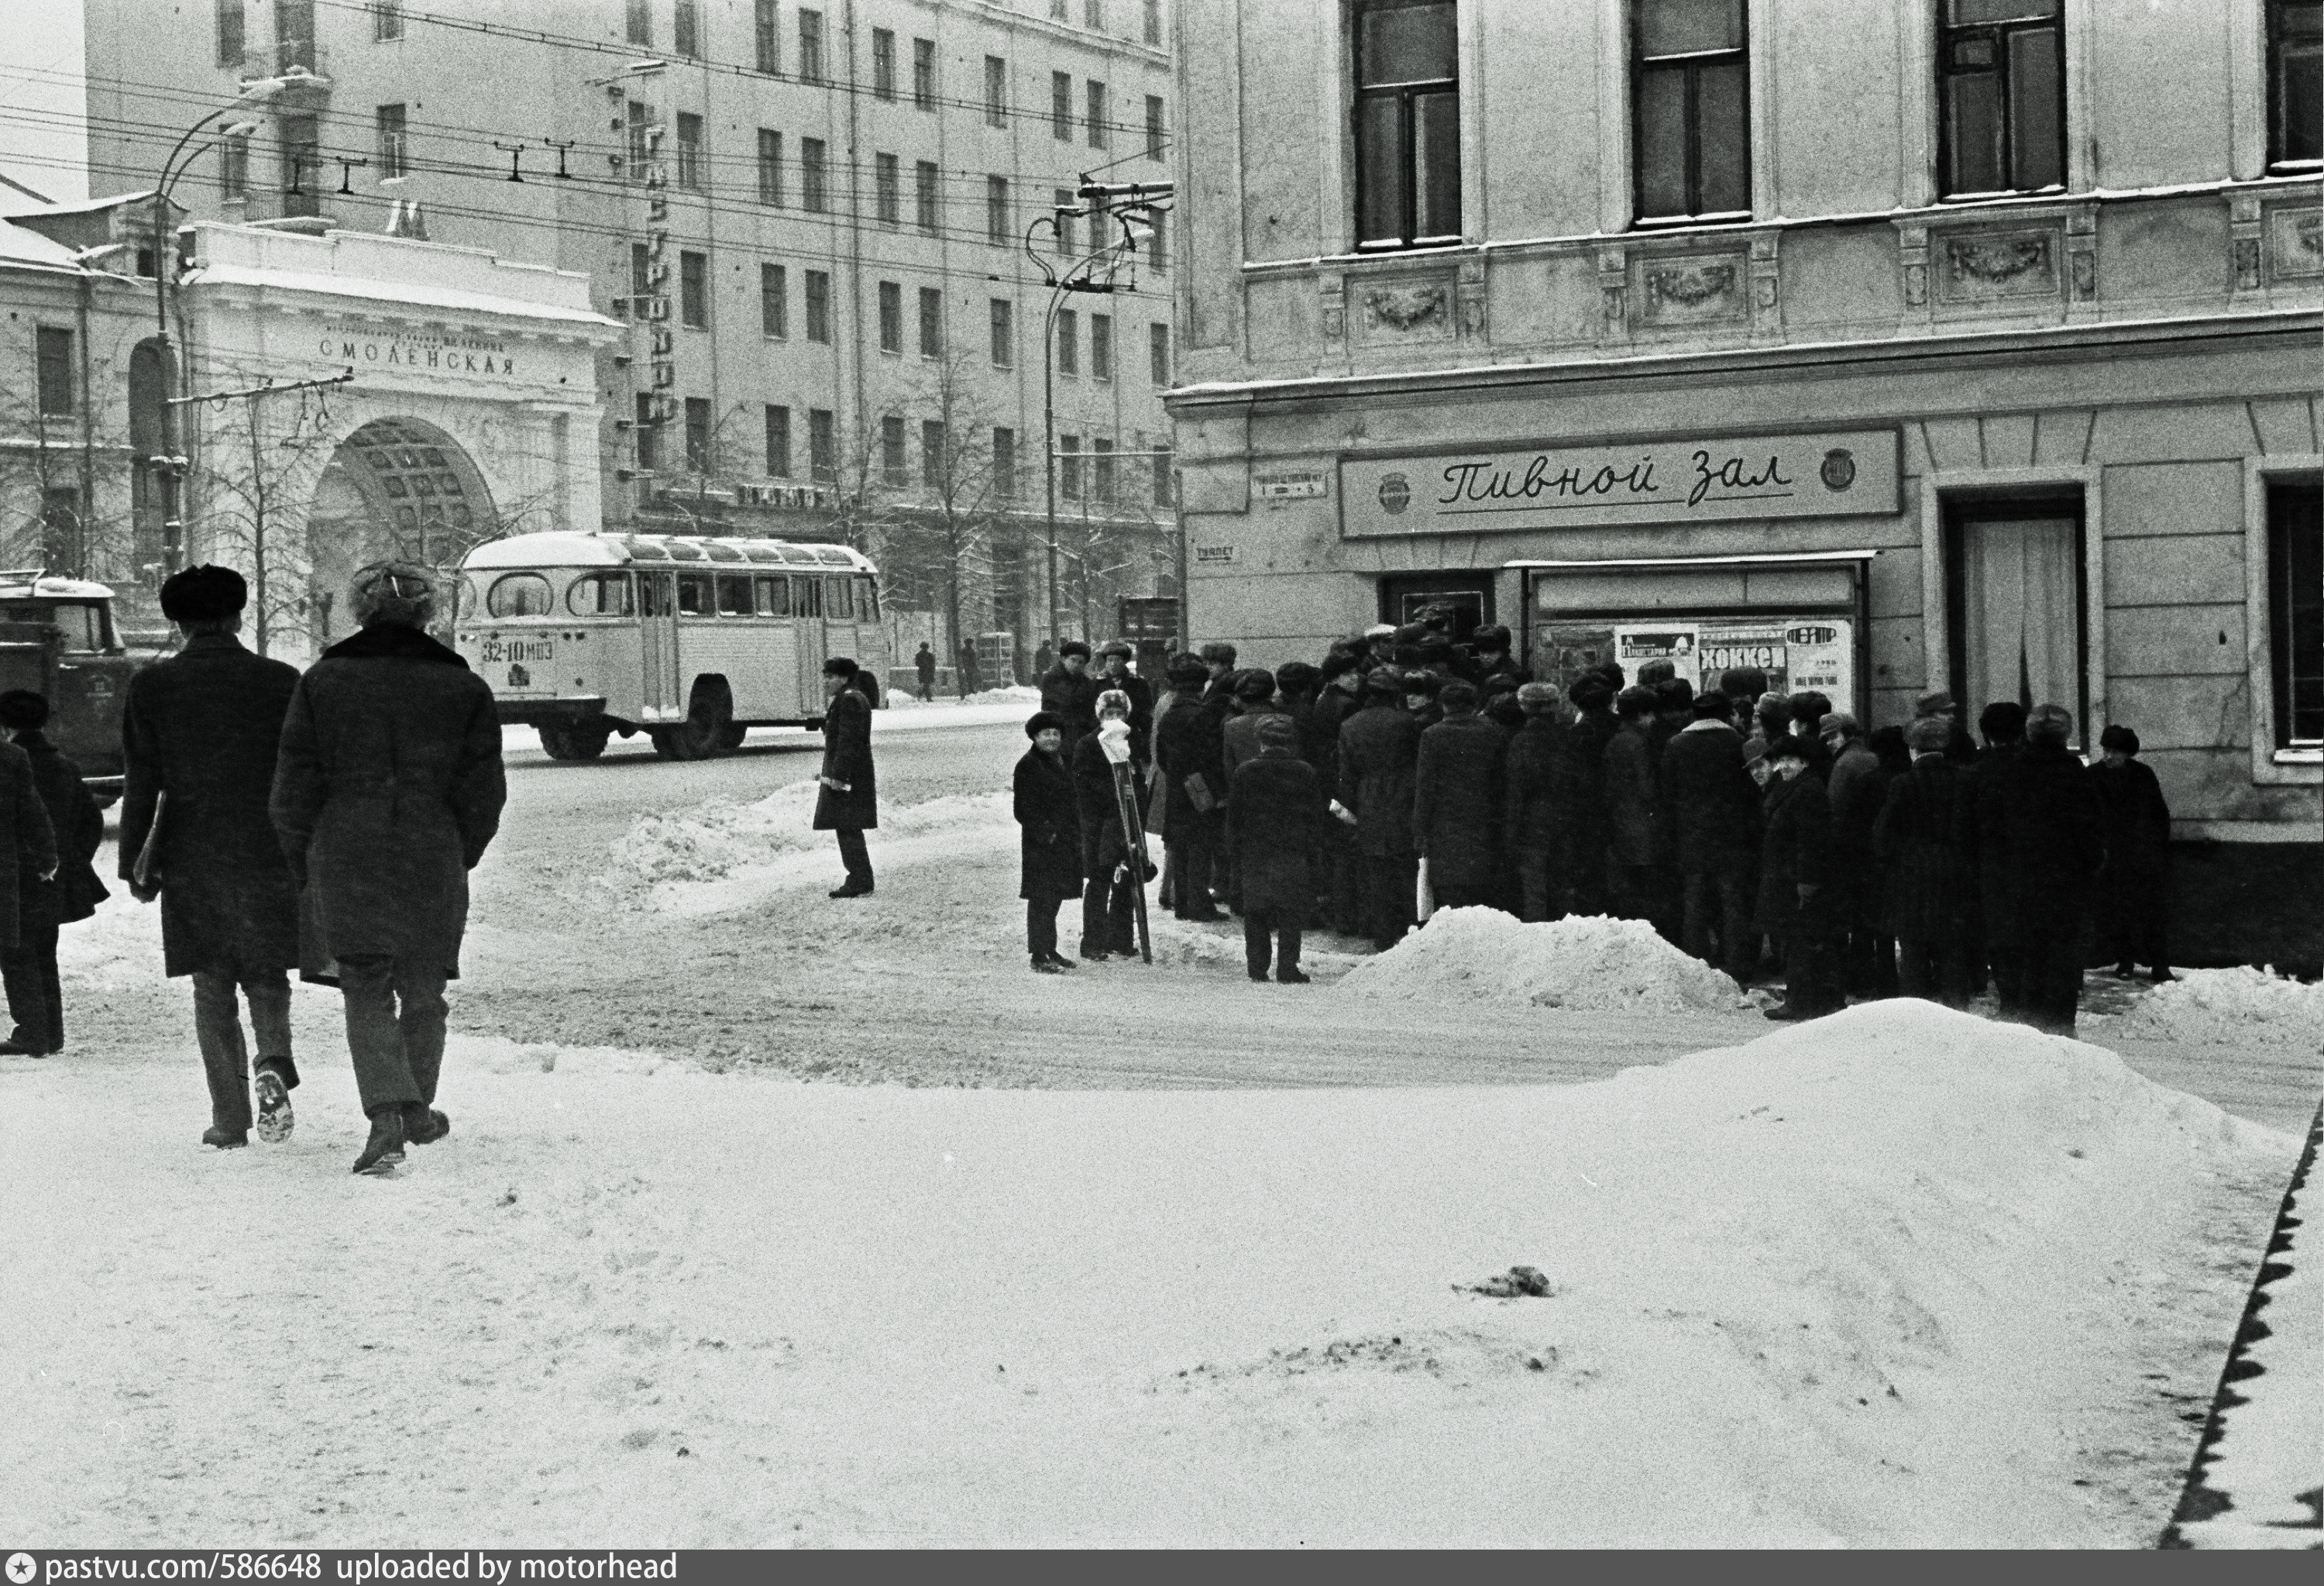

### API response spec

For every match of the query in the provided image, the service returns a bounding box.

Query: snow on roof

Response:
[0,576,116,600]
[462,532,876,573]
[183,262,624,332]
[0,217,87,271]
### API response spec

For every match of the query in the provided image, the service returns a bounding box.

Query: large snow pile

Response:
[1341,907,1743,1012]
[2111,965,2324,1051]
[885,688,921,709]
[962,683,1040,706]
[599,780,1010,896]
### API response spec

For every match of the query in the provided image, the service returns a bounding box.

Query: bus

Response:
[454,531,891,761]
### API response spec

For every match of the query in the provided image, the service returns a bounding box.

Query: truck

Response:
[0,571,146,807]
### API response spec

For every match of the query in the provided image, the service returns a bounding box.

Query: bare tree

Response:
[187,385,332,658]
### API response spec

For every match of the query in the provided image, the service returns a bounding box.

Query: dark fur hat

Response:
[1025,710,1067,738]
[0,689,48,731]
[159,564,246,624]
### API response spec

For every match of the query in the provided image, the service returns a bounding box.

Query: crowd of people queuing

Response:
[1019,617,2175,1038]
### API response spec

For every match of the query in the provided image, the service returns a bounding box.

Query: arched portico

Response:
[305,416,497,647]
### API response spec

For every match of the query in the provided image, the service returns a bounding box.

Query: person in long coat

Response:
[1503,682,1567,923]
[1413,679,1506,913]
[815,656,878,897]
[1990,704,2105,1036]
[2090,724,2174,981]
[1310,652,1368,936]
[119,564,300,1148]
[0,690,103,1055]
[1602,686,1667,933]
[1758,737,1838,1020]
[1039,641,1101,755]
[0,721,55,1052]
[1154,656,1226,922]
[1229,715,1323,982]
[1556,676,1618,916]
[1874,717,1974,1006]
[270,562,506,1175]
[1334,669,1424,951]
[1070,693,1143,960]
[1096,642,1155,768]
[1956,701,2029,1016]
[1014,711,1083,972]
[1820,711,1886,995]
[1660,690,1759,982]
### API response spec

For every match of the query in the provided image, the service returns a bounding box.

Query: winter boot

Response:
[352,1107,407,1175]
[201,1124,248,1149]
[404,1105,451,1146]
[253,1068,294,1145]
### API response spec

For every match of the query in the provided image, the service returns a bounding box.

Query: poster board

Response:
[1610,618,1856,707]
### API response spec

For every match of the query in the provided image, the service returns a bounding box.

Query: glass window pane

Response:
[677,574,712,615]
[758,575,791,616]
[1413,89,1462,238]
[487,573,554,618]
[1635,67,1690,216]
[2281,45,2322,163]
[1637,0,1744,58]
[1945,0,2058,23]
[717,576,752,615]
[1355,93,1404,243]
[1696,60,1748,212]
[2007,27,2064,187]
[1357,1,1456,87]
[1944,70,2006,194]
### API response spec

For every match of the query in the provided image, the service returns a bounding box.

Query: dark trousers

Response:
[1081,863,1137,955]
[1896,936,1971,1006]
[1683,867,1756,981]
[1986,932,2028,1017]
[834,827,873,886]
[191,968,294,1134]
[1610,862,1679,941]
[2,916,62,1051]
[1328,829,1367,936]
[337,954,449,1117]
[1516,848,1563,923]
[1363,853,1418,951]
[1026,896,1064,962]
[1170,817,1219,918]
[1243,907,1302,978]
[1776,891,1840,1012]
[2100,863,2171,972]
[1558,831,1609,917]
[2020,928,2085,1034]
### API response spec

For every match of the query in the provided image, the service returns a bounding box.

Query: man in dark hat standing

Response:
[1603,686,1669,934]
[1229,714,1322,982]
[1661,690,1759,982]
[120,565,303,1148]
[1040,639,1101,755]
[1503,682,1566,922]
[1875,717,1975,1006]
[1956,700,2028,1013]
[1335,668,1424,949]
[1414,679,1506,913]
[2090,723,2174,982]
[816,657,878,898]
[1096,640,1155,768]
[1013,710,1082,972]
[913,641,937,702]
[1469,626,1526,700]
[1155,653,1226,921]
[1554,674,1618,916]
[0,690,103,1055]
[1992,704,2103,1035]
[1758,736,1838,1020]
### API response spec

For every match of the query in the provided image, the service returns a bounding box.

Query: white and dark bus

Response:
[455,531,890,760]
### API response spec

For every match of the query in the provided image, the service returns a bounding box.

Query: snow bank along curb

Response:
[2112,967,2324,1052]
[1341,907,1747,1012]
[2161,1096,2324,1549]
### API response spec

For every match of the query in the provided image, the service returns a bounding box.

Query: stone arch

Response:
[304,416,498,649]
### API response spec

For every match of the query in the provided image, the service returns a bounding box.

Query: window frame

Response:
[1059,433,1082,500]
[35,325,74,417]
[986,174,1011,245]
[2267,0,2322,173]
[765,404,793,476]
[1935,0,2067,201]
[625,0,651,47]
[993,427,1018,497]
[2267,476,2324,751]
[1089,313,1112,381]
[1055,308,1078,376]
[1148,322,1170,387]
[1145,94,1166,160]
[801,136,829,211]
[990,298,1015,367]
[567,571,636,618]
[674,0,700,57]
[917,286,944,357]
[1086,79,1111,149]
[759,262,788,338]
[805,269,833,342]
[985,56,1009,126]
[799,8,826,82]
[674,111,705,191]
[678,249,710,329]
[217,0,246,66]
[875,152,901,225]
[757,128,784,205]
[486,572,556,619]
[1351,0,1463,251]
[1051,71,1074,140]
[754,0,779,74]
[921,418,947,489]
[373,0,404,43]
[1630,0,1754,225]
[877,280,904,353]
[913,37,938,111]
[881,415,909,486]
[683,396,713,473]
[809,408,837,481]
[915,159,941,232]
[374,102,409,177]
[871,27,897,99]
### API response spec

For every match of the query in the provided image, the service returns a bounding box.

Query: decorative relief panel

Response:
[1351,274,1455,346]
[2268,204,2323,280]
[1635,253,1748,326]
[1938,231,2057,300]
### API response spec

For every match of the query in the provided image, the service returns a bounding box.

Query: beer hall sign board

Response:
[1339,429,1899,537]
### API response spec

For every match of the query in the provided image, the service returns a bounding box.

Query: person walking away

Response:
[1015,711,1083,972]
[1758,738,1838,1020]
[2090,724,2174,981]
[1229,715,1323,982]
[1335,669,1425,950]
[1313,650,1370,936]
[1503,682,1568,923]
[815,658,878,897]
[957,637,982,699]
[1071,693,1144,960]
[270,562,505,1175]
[914,642,937,702]
[1862,725,1912,998]
[1155,655,1226,921]
[1096,641,1155,768]
[1993,705,2104,1036]
[1602,686,1669,935]
[1555,676,1618,916]
[1874,717,1974,1006]
[1040,640,1101,755]
[0,691,101,1055]
[1413,679,1506,913]
[1958,701,2029,1016]
[1820,712,1886,996]
[1660,690,1759,982]
[118,565,302,1148]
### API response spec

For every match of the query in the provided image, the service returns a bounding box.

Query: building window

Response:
[630,243,651,314]
[1144,0,1162,46]
[760,263,787,336]
[634,393,660,472]
[1153,446,1174,506]
[674,0,700,57]
[1085,0,1105,28]
[216,0,245,65]
[922,419,947,488]
[871,28,896,98]
[1632,0,1749,222]
[220,133,249,198]
[679,249,708,329]
[1353,0,1460,249]
[1145,95,1165,159]
[757,128,783,204]
[875,153,901,225]
[40,488,81,573]
[810,408,837,480]
[913,37,937,109]
[627,101,651,176]
[675,112,704,190]
[374,104,408,178]
[1944,501,2085,741]
[918,287,944,356]
[1093,437,1116,505]
[993,427,1018,497]
[685,397,713,473]
[281,113,320,217]
[1059,434,1081,499]
[1055,308,1078,374]
[274,0,315,72]
[1937,0,2064,198]
[373,0,404,41]
[1051,71,1074,139]
[765,404,792,476]
[805,269,831,341]
[1086,80,1110,148]
[1054,187,1076,255]
[985,56,1008,125]
[801,137,828,210]
[2269,480,2324,748]
[882,416,909,485]
[1148,322,1170,385]
[878,280,903,353]
[755,0,779,73]
[35,327,74,416]
[1089,313,1112,381]
[989,298,1014,366]
[986,175,1011,244]
[915,160,940,232]
[626,0,651,46]
[2269,0,2322,171]
[799,8,826,81]
[1145,206,1167,269]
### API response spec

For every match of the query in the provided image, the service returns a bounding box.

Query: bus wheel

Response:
[541,720,610,762]
[658,686,734,760]
[648,728,689,761]
[717,722,747,751]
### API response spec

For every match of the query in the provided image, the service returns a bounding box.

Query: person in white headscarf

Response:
[1069,689,1148,960]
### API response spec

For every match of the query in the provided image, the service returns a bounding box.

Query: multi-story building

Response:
[81,0,1181,669]
[1168,0,2323,968]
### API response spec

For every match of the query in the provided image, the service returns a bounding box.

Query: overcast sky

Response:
[0,0,88,206]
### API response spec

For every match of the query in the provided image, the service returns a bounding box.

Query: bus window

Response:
[716,575,753,617]
[825,577,853,619]
[756,576,791,617]
[855,576,880,621]
[638,576,673,618]
[486,573,555,618]
[456,576,480,621]
[796,578,823,618]
[567,572,634,617]
[676,573,713,616]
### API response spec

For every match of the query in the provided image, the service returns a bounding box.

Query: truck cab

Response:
[0,573,144,806]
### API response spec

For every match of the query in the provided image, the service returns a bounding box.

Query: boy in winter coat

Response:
[0,690,103,1054]
[1014,711,1083,972]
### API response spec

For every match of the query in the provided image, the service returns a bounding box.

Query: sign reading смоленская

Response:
[1338,428,1899,537]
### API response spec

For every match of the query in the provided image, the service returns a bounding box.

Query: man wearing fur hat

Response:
[2089,723,2174,982]
[1040,639,1101,755]
[1874,717,1975,1005]
[271,562,507,1175]
[1414,679,1507,913]
[119,564,302,1147]
[816,656,879,898]
[1758,735,1838,1021]
[1228,714,1322,982]
[0,690,104,1055]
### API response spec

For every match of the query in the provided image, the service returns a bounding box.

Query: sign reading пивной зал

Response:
[1339,428,1899,537]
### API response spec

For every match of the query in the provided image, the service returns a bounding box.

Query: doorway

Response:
[1378,572,1494,642]
[1944,495,2088,740]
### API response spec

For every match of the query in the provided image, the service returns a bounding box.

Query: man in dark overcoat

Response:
[2090,724,2174,981]
[815,656,878,897]
[957,637,982,699]
[1069,693,1142,960]
[0,690,103,1055]
[1956,701,2028,1015]
[1155,655,1226,921]
[1503,682,1566,923]
[1661,690,1759,982]
[1013,711,1083,972]
[1040,640,1101,755]
[119,564,301,1147]
[1469,626,1528,702]
[1312,651,1369,935]
[1602,686,1667,934]
[1097,641,1155,768]
[1554,676,1618,916]
[1991,704,2105,1036]
[1758,737,1838,1021]
[1821,711,1886,996]
[1874,717,1974,1006]
[1334,669,1423,950]
[0,716,55,1058]
[914,642,937,702]
[1229,715,1323,982]
[1413,679,1506,913]
[271,562,507,1175]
